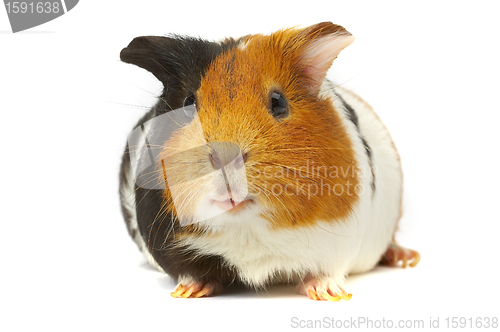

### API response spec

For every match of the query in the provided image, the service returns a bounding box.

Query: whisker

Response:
[105,100,151,110]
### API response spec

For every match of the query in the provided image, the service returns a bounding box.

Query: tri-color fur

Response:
[119,22,418,299]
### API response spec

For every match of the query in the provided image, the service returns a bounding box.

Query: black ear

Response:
[120,36,180,83]
[120,35,238,90]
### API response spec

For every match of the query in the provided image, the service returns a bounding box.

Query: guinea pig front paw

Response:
[298,276,352,302]
[170,278,220,299]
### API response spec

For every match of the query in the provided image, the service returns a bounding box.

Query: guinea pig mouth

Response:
[211,198,254,213]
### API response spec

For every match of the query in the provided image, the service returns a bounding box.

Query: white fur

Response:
[331,83,403,273]
[172,79,402,288]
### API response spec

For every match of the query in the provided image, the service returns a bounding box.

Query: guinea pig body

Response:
[119,22,419,301]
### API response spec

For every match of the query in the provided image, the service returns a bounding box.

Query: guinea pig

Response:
[119,22,420,301]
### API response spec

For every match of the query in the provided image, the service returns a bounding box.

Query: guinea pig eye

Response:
[269,92,288,119]
[183,94,197,118]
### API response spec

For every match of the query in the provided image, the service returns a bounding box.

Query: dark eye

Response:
[183,94,197,118]
[269,92,288,119]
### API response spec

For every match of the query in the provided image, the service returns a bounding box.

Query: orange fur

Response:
[158,23,359,231]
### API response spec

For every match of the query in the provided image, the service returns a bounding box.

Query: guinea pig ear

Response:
[297,22,355,92]
[120,36,178,83]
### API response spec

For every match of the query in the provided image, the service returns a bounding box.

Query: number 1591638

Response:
[5,2,61,14]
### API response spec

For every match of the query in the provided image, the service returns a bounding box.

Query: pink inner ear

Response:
[301,34,355,88]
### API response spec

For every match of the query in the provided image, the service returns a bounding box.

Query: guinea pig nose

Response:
[208,142,247,170]
[209,151,248,170]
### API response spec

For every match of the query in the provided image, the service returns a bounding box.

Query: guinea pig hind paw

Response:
[170,281,217,299]
[379,243,421,268]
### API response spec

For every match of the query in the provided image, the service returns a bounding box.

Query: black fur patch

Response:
[335,92,376,193]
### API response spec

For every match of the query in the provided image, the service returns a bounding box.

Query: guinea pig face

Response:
[159,123,255,228]
[156,23,361,231]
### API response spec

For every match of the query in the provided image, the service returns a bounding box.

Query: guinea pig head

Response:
[122,22,360,231]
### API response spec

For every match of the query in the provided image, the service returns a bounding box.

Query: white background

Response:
[1,1,499,331]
